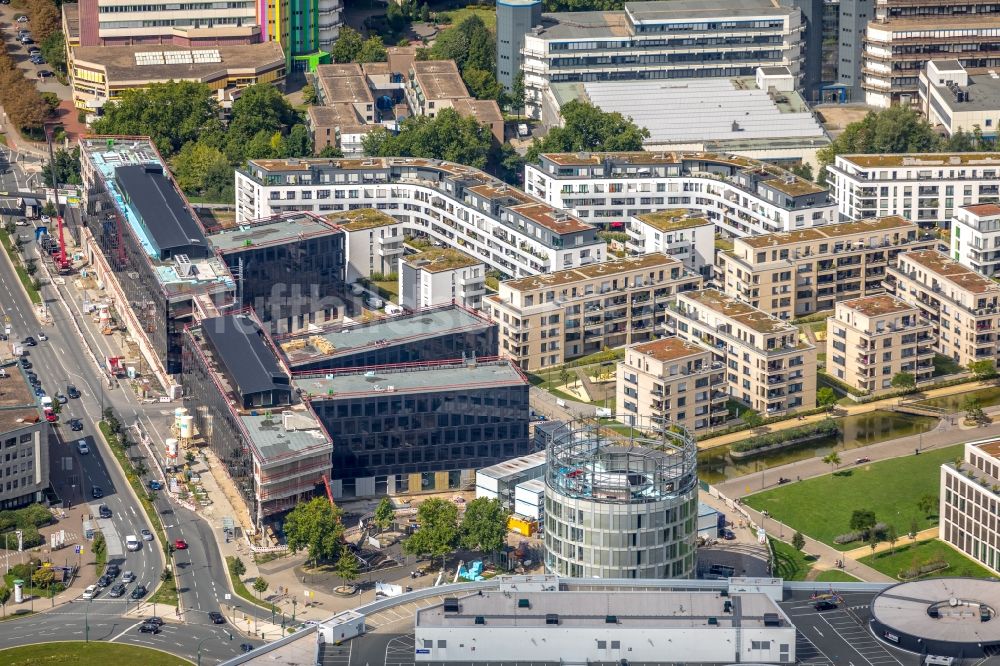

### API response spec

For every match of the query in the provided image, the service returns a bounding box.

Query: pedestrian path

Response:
[841,527,938,560]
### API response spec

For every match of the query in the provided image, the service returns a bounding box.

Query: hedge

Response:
[730,419,839,453]
[697,405,832,442]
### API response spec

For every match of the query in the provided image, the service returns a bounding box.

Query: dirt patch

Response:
[814,104,875,133]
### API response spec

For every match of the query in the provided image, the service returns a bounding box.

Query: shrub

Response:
[730,419,839,453]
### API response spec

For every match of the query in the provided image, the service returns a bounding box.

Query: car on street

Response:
[91,485,103,498]
[55,392,67,404]
[67,384,80,399]
[22,337,35,346]
[97,574,112,588]
[69,419,83,431]
[208,611,225,624]
[37,332,47,342]
[106,564,120,577]
[125,535,140,551]
[145,617,164,627]
[148,480,162,490]
[240,644,254,653]
[174,539,188,550]
[122,571,135,584]
[856,457,871,464]
[138,621,160,634]
[16,15,29,22]
[108,583,126,598]
[77,440,89,455]
[141,529,153,541]
[130,584,147,599]
[81,585,98,599]
[720,529,736,540]
[814,600,838,611]
[98,504,112,518]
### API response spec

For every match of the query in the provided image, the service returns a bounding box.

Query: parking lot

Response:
[0,7,62,93]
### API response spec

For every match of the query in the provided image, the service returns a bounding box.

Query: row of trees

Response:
[403,496,510,569]
[0,28,51,135]
[330,27,389,65]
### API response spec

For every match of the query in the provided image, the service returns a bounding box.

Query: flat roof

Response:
[314,63,375,104]
[630,337,710,363]
[634,209,710,232]
[625,0,792,21]
[840,294,915,318]
[307,104,370,133]
[201,314,290,398]
[294,359,526,398]
[416,589,789,629]
[452,97,503,124]
[871,579,1000,645]
[238,409,329,462]
[410,60,469,100]
[899,249,1000,295]
[0,363,41,432]
[681,288,797,335]
[963,203,1000,217]
[279,305,492,365]
[738,215,914,249]
[115,164,210,259]
[840,152,1000,168]
[403,247,481,272]
[477,451,547,481]
[333,208,400,231]
[71,42,284,82]
[931,59,964,72]
[508,202,591,235]
[503,254,683,293]
[207,212,340,252]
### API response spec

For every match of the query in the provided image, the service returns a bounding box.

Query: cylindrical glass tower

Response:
[543,418,699,579]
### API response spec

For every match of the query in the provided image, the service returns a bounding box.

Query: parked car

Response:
[108,583,126,598]
[98,504,112,519]
[26,46,40,54]
[29,56,44,65]
[67,384,80,399]
[174,539,188,550]
[140,529,153,541]
[19,37,33,45]
[91,485,103,498]
[130,585,147,599]
[720,529,736,540]
[37,70,53,78]
[122,571,135,584]
[240,644,254,653]
[16,15,29,22]
[814,600,838,611]
[81,585,98,600]
[44,409,56,423]
[34,385,45,397]
[19,358,31,369]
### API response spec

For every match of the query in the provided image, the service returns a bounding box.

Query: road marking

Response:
[110,621,144,642]
[813,626,824,637]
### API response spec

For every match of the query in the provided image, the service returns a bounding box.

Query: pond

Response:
[914,385,1000,412]
[698,410,938,484]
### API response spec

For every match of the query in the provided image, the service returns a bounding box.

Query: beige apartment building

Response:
[488,254,703,371]
[717,216,934,320]
[617,337,727,433]
[886,249,1000,369]
[826,295,935,394]
[669,289,816,416]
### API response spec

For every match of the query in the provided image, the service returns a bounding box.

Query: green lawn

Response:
[860,539,996,580]
[745,444,960,550]
[437,5,496,30]
[373,280,399,303]
[2,572,64,599]
[770,537,815,581]
[225,556,278,613]
[814,569,861,583]
[0,642,189,666]
[149,572,178,606]
[0,231,41,305]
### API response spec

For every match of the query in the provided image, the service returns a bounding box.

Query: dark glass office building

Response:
[206,212,352,334]
[294,359,531,498]
[277,304,498,372]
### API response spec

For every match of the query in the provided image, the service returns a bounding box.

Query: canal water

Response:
[697,410,938,485]
[915,385,1000,412]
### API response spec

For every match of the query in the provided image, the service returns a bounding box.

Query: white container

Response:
[165,438,178,459]
[179,415,194,440]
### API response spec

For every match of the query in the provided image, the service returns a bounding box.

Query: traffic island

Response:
[0,641,190,665]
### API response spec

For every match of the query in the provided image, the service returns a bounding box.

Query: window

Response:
[597,640,607,649]
[437,640,447,648]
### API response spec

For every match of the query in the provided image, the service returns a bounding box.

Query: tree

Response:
[460,497,510,559]
[284,124,313,158]
[526,100,649,162]
[364,108,493,169]
[817,387,837,410]
[331,27,365,63]
[868,531,879,557]
[161,567,173,583]
[790,162,814,182]
[968,359,998,380]
[32,566,55,589]
[917,494,938,518]
[226,84,300,161]
[497,142,525,186]
[229,556,247,579]
[849,509,877,535]
[284,497,344,567]
[301,83,318,106]
[791,531,805,552]
[822,451,841,471]
[374,497,395,533]
[318,145,344,158]
[964,397,988,425]
[419,3,430,22]
[252,576,269,603]
[334,549,360,589]
[508,71,525,116]
[886,524,898,555]
[890,372,916,390]
[91,81,222,157]
[27,0,61,43]
[740,408,763,430]
[462,67,503,101]
[403,498,459,570]
[171,142,232,198]
[43,147,82,187]
[0,585,8,617]
[39,31,67,76]
[357,36,388,63]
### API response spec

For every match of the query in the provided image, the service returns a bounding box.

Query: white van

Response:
[125,535,140,551]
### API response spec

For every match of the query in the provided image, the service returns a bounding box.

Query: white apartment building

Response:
[828,153,1000,227]
[520,0,803,120]
[334,208,404,284]
[669,289,817,416]
[525,152,836,235]
[399,247,486,311]
[940,439,1000,575]
[919,60,1000,140]
[952,204,1000,278]
[235,157,606,280]
[626,210,714,278]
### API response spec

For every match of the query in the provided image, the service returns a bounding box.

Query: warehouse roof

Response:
[115,164,210,259]
[295,359,526,398]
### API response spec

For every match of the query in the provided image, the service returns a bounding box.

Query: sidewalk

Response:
[700,379,993,450]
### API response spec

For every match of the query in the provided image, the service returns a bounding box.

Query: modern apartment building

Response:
[863,0,1000,108]
[0,365,50,510]
[205,211,348,334]
[275,304,498,373]
[886,249,1000,368]
[519,0,803,119]
[919,61,1000,140]
[669,289,817,416]
[828,153,1000,228]
[403,61,504,142]
[626,209,714,278]
[181,314,333,527]
[525,152,836,234]
[717,216,933,319]
[940,439,1000,576]
[488,254,703,371]
[294,358,531,498]
[399,248,486,311]
[952,204,1000,277]
[235,157,606,279]
[79,137,236,386]
[616,337,727,432]
[826,294,935,394]
[334,208,404,284]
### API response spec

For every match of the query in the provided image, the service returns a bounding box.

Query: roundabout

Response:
[870,577,1000,658]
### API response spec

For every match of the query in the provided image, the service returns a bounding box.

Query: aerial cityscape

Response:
[4,0,1000,664]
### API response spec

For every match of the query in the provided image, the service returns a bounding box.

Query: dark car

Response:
[25,371,37,382]
[108,583,126,598]
[20,38,34,45]
[97,574,112,588]
[19,358,31,369]
[98,504,112,519]
[33,386,45,397]
[720,529,736,540]
[130,585,147,599]
[29,56,43,65]
[37,70,53,78]
[208,611,225,624]
[22,337,35,347]
[67,385,80,399]
[145,616,164,627]
[55,392,67,404]
[106,564,120,577]
[91,486,103,499]
[814,600,838,611]
[138,621,160,634]
[69,419,83,431]
[240,644,254,653]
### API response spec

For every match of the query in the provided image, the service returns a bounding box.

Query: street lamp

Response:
[197,630,233,666]
[85,597,92,643]
[291,596,297,623]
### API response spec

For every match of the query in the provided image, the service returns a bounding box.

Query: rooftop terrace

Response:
[630,337,710,363]
[737,215,914,249]
[839,152,1000,169]
[840,294,915,318]
[402,247,481,273]
[332,208,400,231]
[680,289,798,335]
[503,253,684,293]
[899,249,1000,295]
[634,209,710,232]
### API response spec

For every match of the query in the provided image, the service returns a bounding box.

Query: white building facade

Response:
[952,203,1000,278]
[627,210,715,278]
[399,248,486,311]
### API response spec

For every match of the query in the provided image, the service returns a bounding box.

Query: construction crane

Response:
[45,126,71,272]
[322,474,335,508]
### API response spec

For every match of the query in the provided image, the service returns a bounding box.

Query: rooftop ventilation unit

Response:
[174,254,195,278]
